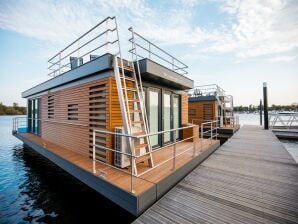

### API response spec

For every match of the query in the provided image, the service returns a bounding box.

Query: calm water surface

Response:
[0,116,134,223]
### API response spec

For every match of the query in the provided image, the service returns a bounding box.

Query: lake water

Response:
[1,115,297,223]
[0,116,135,223]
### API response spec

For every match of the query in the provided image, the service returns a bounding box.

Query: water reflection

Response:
[0,116,134,223]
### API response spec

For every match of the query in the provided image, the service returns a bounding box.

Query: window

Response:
[68,104,78,120]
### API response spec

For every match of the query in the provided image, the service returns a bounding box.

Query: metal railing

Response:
[128,27,188,75]
[216,115,239,128]
[269,112,298,129]
[48,16,119,77]
[12,116,27,133]
[189,84,234,113]
[92,124,203,193]
[188,84,225,98]
[200,121,219,151]
[12,117,90,134]
[192,115,239,129]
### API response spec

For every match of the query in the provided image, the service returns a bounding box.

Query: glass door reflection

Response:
[163,92,171,144]
[148,89,160,147]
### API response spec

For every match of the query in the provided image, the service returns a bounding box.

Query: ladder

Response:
[113,56,154,176]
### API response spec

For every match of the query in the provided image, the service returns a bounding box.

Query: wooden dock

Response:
[134,125,298,224]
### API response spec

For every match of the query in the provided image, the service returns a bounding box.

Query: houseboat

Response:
[12,16,220,216]
[188,84,240,143]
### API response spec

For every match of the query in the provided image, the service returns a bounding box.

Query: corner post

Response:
[263,82,269,130]
[172,131,176,170]
[260,99,263,126]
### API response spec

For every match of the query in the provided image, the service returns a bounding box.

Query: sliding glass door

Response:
[148,88,160,147]
[28,98,41,135]
[145,88,181,148]
[163,92,171,144]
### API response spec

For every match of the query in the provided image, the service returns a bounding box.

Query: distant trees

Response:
[234,103,298,113]
[0,102,26,115]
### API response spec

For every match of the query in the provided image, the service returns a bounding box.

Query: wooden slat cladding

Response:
[40,75,191,166]
[181,93,188,125]
[47,95,55,119]
[88,82,109,164]
[188,101,218,125]
[41,78,109,159]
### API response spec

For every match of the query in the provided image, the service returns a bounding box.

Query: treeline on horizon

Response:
[234,104,298,112]
[0,102,26,115]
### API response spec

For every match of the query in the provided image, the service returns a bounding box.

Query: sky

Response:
[0,0,297,107]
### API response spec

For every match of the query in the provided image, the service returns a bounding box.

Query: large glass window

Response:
[143,88,181,148]
[163,92,171,144]
[148,89,160,147]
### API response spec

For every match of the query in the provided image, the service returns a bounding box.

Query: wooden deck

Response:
[134,125,298,223]
[20,133,218,196]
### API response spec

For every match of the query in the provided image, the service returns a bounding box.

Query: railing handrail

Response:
[48,16,115,62]
[47,16,119,77]
[92,124,199,180]
[94,124,197,139]
[269,112,298,128]
[128,27,188,75]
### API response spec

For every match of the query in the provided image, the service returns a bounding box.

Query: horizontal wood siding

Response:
[41,78,110,162]
[181,93,188,125]
[188,101,218,125]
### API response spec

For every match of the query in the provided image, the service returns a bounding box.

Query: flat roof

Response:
[23,54,194,98]
[22,54,112,98]
[137,59,193,90]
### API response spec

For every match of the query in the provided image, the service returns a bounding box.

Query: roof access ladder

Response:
[113,23,154,176]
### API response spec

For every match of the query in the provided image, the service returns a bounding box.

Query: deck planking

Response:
[20,132,218,196]
[134,125,298,224]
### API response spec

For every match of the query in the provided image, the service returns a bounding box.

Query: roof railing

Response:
[189,84,225,97]
[47,16,119,77]
[128,27,188,76]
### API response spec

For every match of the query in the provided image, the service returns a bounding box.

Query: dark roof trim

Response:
[22,53,113,98]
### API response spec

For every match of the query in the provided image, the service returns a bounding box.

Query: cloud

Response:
[0,0,297,61]
[209,0,298,58]
[268,55,296,62]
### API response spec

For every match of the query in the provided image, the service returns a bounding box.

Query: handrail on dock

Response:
[269,112,298,129]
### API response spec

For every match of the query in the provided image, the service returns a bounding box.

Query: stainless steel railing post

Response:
[210,122,213,143]
[172,131,176,170]
[93,130,96,174]
[193,126,196,157]
[201,124,203,151]
[216,122,218,140]
[130,137,135,194]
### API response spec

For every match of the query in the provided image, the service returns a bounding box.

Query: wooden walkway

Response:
[134,125,298,224]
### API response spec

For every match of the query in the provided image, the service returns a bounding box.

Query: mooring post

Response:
[263,82,269,130]
[260,99,263,126]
